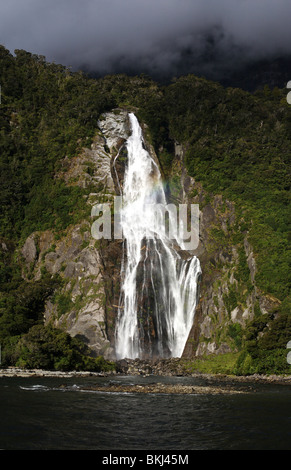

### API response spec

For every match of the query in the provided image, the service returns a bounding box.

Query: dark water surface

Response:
[0,374,290,450]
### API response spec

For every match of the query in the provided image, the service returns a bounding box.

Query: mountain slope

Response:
[0,46,290,374]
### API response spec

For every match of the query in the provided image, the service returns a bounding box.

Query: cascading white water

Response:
[115,113,201,360]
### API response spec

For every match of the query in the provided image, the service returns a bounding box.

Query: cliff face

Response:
[173,145,281,358]
[1,48,288,374]
[19,107,281,361]
[20,109,130,360]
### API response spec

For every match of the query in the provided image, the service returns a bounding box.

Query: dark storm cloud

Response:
[1,0,291,80]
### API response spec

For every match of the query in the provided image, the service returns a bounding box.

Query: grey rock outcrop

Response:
[172,142,281,358]
[20,109,131,360]
[21,234,37,264]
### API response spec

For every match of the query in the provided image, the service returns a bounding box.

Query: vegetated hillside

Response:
[0,45,290,374]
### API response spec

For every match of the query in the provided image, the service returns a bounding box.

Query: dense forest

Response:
[0,45,290,374]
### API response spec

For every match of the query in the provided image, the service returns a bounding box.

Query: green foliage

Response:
[227,323,243,349]
[0,46,118,369]
[234,348,289,376]
[223,284,238,315]
[183,352,240,375]
[22,180,89,238]
[234,351,256,376]
[0,46,115,241]
[5,324,115,372]
[0,46,290,373]
[163,75,291,301]
[0,273,61,340]
[236,246,251,286]
[54,292,74,318]
[234,312,291,375]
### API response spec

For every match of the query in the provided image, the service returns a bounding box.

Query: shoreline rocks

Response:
[80,382,247,395]
[115,358,291,385]
[0,362,291,387]
[0,367,109,378]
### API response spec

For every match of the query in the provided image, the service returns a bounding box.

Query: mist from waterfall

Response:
[115,113,201,360]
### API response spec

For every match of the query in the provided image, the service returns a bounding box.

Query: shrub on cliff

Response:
[8,324,115,372]
[234,312,291,375]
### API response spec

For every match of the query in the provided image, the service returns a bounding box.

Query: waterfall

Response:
[115,113,201,360]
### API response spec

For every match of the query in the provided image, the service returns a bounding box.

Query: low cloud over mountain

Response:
[1,0,291,87]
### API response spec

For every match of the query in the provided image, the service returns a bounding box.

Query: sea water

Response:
[0,374,290,451]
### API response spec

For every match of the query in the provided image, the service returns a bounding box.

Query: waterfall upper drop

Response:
[115,113,201,360]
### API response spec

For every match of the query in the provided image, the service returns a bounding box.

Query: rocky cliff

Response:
[19,108,281,361]
[172,145,281,358]
[20,109,131,360]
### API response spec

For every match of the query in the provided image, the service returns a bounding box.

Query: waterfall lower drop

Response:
[115,113,201,360]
